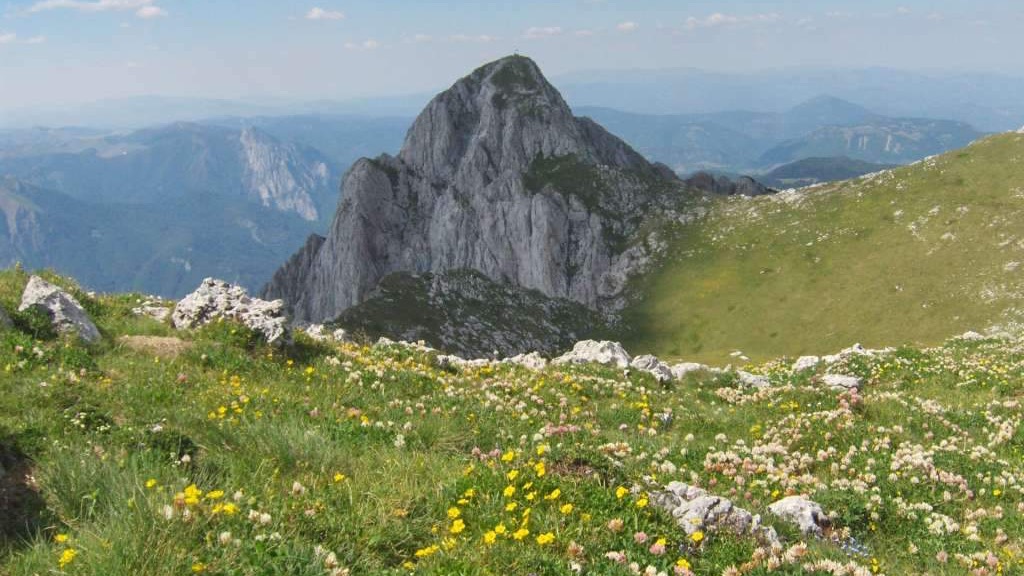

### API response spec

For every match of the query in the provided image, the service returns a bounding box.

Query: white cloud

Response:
[684,12,780,30]
[28,0,167,19]
[30,0,149,13]
[135,5,166,18]
[574,29,595,37]
[616,21,639,32]
[897,6,912,14]
[449,34,498,43]
[0,32,16,44]
[26,35,47,43]
[344,39,380,50]
[524,26,562,39]
[306,7,345,21]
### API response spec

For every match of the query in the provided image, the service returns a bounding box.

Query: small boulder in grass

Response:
[553,340,631,368]
[172,278,288,343]
[768,496,830,537]
[18,275,101,343]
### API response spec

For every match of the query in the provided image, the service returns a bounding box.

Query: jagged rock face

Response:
[265,55,683,324]
[239,127,329,222]
[18,276,101,343]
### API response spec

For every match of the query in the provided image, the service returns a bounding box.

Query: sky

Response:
[1,0,1023,110]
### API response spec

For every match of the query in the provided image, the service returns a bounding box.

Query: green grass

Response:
[2,266,1024,575]
[624,133,1024,364]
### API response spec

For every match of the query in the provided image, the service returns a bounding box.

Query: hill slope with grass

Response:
[623,132,1024,363]
[1,267,1023,576]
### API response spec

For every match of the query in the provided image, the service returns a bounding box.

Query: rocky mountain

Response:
[0,123,337,222]
[264,55,690,346]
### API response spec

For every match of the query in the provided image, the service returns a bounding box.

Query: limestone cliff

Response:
[264,55,687,326]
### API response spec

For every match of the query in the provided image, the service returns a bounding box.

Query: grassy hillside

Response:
[2,267,1023,575]
[624,133,1024,363]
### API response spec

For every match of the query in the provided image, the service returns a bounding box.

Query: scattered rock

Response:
[955,331,986,341]
[172,278,288,343]
[132,298,171,322]
[303,324,349,342]
[822,343,893,365]
[630,354,673,383]
[553,340,631,369]
[670,362,707,380]
[118,336,193,359]
[736,370,770,389]
[792,356,820,373]
[437,354,491,369]
[768,496,830,537]
[504,352,548,371]
[18,276,101,343]
[652,481,778,545]
[822,374,862,391]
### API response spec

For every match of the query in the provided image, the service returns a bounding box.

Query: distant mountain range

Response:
[559,67,1024,133]
[0,123,346,296]
[579,96,982,174]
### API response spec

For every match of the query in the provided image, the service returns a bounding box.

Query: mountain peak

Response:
[785,95,874,125]
[398,54,650,184]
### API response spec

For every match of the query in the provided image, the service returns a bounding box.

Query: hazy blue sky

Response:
[1,0,1022,109]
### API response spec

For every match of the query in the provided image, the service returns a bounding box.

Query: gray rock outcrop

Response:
[172,278,288,343]
[263,55,684,326]
[737,370,770,389]
[822,373,862,391]
[630,354,673,383]
[792,355,820,373]
[553,340,632,369]
[505,352,548,371]
[768,496,830,537]
[652,481,778,545]
[670,362,708,379]
[18,276,101,343]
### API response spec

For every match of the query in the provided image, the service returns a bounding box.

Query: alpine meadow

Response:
[2,2,1024,576]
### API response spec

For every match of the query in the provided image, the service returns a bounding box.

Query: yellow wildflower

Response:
[615,486,628,499]
[560,503,574,515]
[512,528,529,540]
[54,534,69,544]
[483,531,497,545]
[544,488,561,500]
[506,470,519,481]
[501,450,516,462]
[536,532,555,545]
[503,485,516,498]
[533,462,545,477]
[145,479,158,489]
[447,507,460,519]
[449,519,465,534]
[691,531,704,544]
